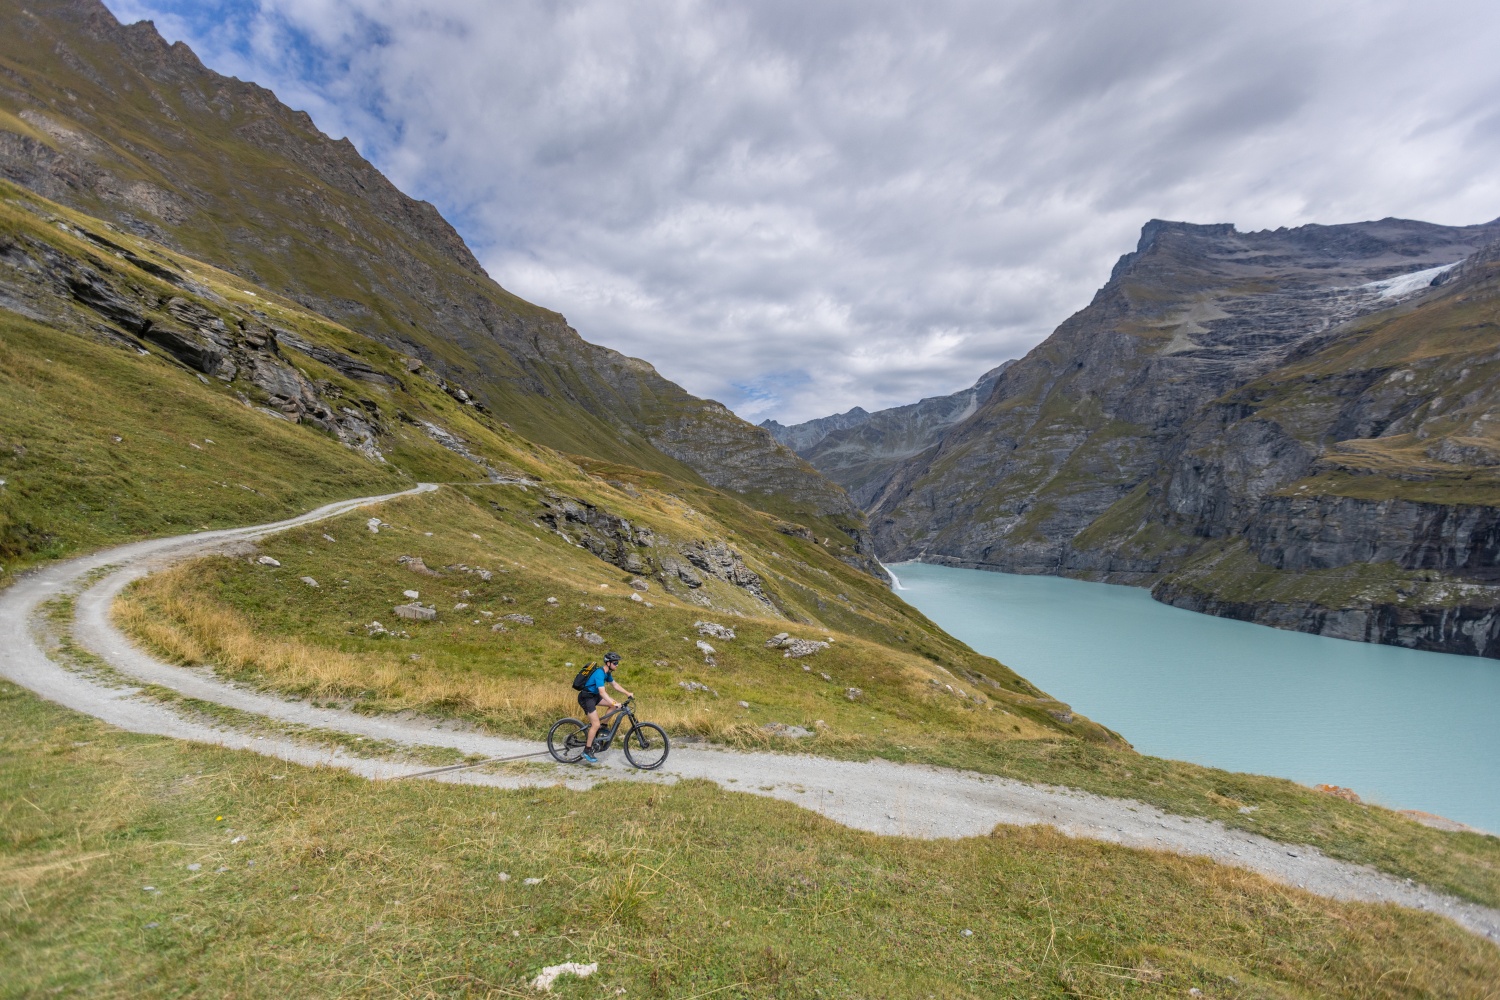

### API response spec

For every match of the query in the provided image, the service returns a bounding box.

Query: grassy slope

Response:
[4,683,1498,1000]
[2,139,1497,981]
[0,10,859,529]
[0,309,397,571]
[117,487,1500,909]
[0,183,555,576]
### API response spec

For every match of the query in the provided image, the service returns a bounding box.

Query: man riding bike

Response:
[579,651,633,763]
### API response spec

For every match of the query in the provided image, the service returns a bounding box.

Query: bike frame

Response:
[590,700,638,751]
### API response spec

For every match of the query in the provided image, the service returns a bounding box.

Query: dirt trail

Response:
[2,485,1496,943]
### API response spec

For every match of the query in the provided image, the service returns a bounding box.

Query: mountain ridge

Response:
[762,361,1014,506]
[0,0,873,561]
[796,214,1500,656]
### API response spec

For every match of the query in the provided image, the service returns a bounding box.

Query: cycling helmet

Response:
[604,651,621,664]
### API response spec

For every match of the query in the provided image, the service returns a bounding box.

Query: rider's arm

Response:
[610,678,633,699]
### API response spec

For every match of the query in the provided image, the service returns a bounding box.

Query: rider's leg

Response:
[585,708,602,750]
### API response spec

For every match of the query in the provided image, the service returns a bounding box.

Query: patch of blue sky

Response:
[731,372,811,419]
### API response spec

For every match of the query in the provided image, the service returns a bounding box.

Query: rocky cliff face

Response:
[762,407,873,454]
[763,363,1012,507]
[0,0,865,540]
[867,217,1500,656]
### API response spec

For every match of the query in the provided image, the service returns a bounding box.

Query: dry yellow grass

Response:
[118,563,577,726]
[116,563,900,747]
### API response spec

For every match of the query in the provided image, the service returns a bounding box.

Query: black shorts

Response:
[578,691,602,715]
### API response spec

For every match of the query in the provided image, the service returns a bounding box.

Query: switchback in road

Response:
[2,485,1495,943]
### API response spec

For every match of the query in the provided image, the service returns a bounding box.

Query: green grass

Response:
[0,28,855,518]
[4,681,1498,999]
[3,117,1497,987]
[0,311,409,576]
[115,488,1500,910]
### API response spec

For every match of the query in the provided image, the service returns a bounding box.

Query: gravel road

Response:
[2,485,1496,943]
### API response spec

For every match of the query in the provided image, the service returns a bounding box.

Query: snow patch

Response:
[1362,260,1463,299]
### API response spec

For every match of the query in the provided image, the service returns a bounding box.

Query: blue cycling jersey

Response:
[583,666,611,695]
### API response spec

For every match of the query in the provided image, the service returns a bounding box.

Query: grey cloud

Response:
[110,0,1500,422]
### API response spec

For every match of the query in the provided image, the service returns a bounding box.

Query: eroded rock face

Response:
[765,362,1014,508]
[864,218,1500,657]
[0,227,390,463]
[536,492,780,613]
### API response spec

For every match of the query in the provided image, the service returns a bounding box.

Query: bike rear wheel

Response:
[623,721,669,770]
[547,717,589,763]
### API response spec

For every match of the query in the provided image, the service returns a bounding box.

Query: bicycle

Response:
[547,696,670,770]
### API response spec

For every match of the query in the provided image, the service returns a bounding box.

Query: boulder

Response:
[501,614,534,625]
[695,621,736,640]
[396,555,440,576]
[766,633,829,657]
[629,578,650,591]
[393,603,437,621]
[761,722,812,738]
[256,555,280,567]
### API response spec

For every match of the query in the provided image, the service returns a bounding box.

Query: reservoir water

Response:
[890,561,1500,833]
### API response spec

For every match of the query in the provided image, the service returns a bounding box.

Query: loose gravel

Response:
[1,484,1495,943]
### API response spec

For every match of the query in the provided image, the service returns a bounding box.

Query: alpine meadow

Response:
[1,2,1498,998]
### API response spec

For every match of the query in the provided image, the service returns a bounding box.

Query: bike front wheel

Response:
[623,721,669,770]
[547,717,589,763]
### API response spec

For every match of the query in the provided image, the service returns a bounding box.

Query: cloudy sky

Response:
[106,0,1500,424]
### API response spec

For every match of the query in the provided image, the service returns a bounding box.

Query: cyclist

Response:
[580,651,633,763]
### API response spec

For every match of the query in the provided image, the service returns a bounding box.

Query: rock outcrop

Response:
[0,222,390,462]
[536,491,779,612]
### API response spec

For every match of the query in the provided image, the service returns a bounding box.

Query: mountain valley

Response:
[780,218,1500,657]
[1,1,1498,994]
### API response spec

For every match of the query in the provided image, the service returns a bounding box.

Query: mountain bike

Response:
[547,697,669,770]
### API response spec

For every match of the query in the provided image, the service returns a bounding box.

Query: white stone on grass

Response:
[530,962,597,992]
[256,555,280,567]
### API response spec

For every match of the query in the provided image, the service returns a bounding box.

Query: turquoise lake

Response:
[889,561,1500,833]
